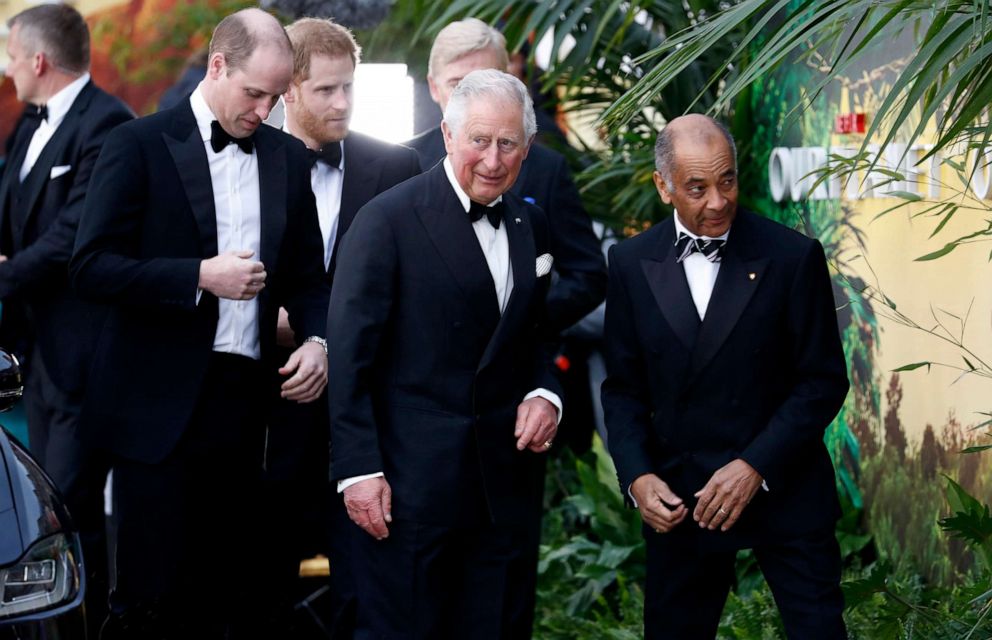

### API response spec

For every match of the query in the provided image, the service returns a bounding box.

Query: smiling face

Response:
[442,96,531,204]
[207,43,293,139]
[654,134,738,237]
[284,53,354,147]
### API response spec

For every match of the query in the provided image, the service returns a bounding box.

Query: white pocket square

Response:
[50,165,71,180]
[536,253,554,277]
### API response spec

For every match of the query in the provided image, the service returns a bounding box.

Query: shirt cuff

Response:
[524,388,562,424]
[195,287,202,305]
[337,472,384,493]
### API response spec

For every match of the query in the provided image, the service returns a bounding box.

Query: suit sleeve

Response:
[70,125,202,309]
[0,106,133,298]
[326,201,397,481]
[543,153,607,334]
[600,245,656,495]
[739,239,850,488]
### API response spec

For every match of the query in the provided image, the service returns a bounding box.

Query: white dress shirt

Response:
[190,87,262,360]
[672,211,730,320]
[337,158,563,493]
[19,73,90,182]
[283,123,343,270]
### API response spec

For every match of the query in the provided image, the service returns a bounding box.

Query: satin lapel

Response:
[640,227,700,351]
[478,200,534,373]
[163,104,217,257]
[338,137,379,240]
[689,219,768,380]
[255,129,287,275]
[415,169,500,328]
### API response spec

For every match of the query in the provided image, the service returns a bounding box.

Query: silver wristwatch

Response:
[303,335,328,355]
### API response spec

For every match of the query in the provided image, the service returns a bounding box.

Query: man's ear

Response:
[206,52,226,80]
[284,82,298,104]
[653,170,673,205]
[427,75,442,106]
[32,51,45,77]
[441,120,454,155]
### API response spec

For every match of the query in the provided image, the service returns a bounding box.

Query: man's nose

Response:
[482,144,501,169]
[706,187,727,211]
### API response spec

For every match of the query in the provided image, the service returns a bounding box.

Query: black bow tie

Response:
[210,120,253,154]
[468,200,503,229]
[674,231,726,263]
[25,104,48,122]
[307,142,342,170]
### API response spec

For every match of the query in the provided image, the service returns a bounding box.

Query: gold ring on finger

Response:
[718,507,728,515]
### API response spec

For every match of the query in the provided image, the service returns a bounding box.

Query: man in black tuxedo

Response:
[70,9,329,637]
[0,5,133,633]
[264,16,421,635]
[406,17,605,336]
[328,69,561,639]
[601,114,849,639]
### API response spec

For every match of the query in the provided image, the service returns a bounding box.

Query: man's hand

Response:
[0,255,7,263]
[198,250,266,300]
[631,474,687,533]
[693,458,763,532]
[278,341,327,403]
[514,397,558,452]
[343,477,392,540]
[276,307,295,348]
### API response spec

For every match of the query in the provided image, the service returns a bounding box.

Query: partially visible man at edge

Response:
[0,5,134,634]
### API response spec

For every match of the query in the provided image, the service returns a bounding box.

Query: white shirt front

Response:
[283,123,343,270]
[673,211,730,320]
[190,87,262,360]
[19,73,90,182]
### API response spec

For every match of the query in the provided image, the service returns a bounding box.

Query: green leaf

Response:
[962,444,992,454]
[883,190,922,202]
[915,243,959,261]
[891,362,931,372]
[841,560,892,608]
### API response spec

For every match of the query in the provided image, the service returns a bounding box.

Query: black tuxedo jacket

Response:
[327,131,420,282]
[406,126,605,333]
[0,82,133,394]
[601,209,849,550]
[327,164,560,527]
[70,101,329,464]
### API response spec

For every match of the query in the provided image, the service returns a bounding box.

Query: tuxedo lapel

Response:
[478,200,535,373]
[689,212,768,380]
[255,128,287,276]
[640,223,699,351]
[163,103,217,257]
[0,117,37,243]
[339,136,380,239]
[415,168,500,329]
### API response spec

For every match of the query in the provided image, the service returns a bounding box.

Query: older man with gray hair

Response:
[327,68,561,638]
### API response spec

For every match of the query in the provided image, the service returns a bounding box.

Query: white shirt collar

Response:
[442,156,502,212]
[43,73,90,128]
[189,84,217,143]
[673,209,732,242]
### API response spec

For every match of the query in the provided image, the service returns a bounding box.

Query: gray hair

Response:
[428,18,509,79]
[443,69,536,141]
[654,117,737,191]
[7,4,89,75]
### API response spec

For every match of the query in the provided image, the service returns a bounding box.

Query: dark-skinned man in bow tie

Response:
[327,69,561,639]
[70,8,330,637]
[261,16,420,635]
[601,114,850,639]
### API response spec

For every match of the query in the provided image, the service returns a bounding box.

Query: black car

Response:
[0,349,88,638]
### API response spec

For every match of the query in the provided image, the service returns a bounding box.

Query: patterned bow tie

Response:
[307,142,342,170]
[468,200,503,229]
[25,104,48,122]
[674,231,726,263]
[210,120,253,154]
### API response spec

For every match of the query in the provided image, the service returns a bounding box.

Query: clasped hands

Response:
[630,459,763,534]
[198,250,326,403]
[344,397,558,540]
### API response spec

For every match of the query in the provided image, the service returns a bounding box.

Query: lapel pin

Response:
[748,272,756,280]
[514,217,521,224]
